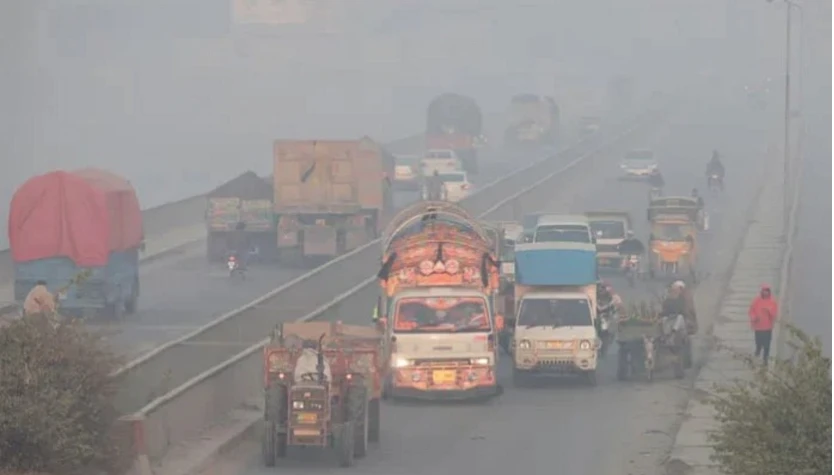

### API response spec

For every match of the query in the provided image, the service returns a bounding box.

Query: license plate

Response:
[296,412,317,423]
[432,370,457,384]
[545,341,572,349]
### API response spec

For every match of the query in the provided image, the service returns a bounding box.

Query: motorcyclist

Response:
[706,151,725,190]
[596,280,623,314]
[424,170,446,201]
[225,221,251,269]
[661,280,698,334]
[617,231,645,255]
[648,168,665,188]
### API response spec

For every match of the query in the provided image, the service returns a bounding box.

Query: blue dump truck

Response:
[8,169,144,319]
[508,241,601,386]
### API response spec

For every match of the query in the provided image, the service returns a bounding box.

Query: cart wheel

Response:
[674,357,685,379]
[616,347,629,381]
[683,340,693,369]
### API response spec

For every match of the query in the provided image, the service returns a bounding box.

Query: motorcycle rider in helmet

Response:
[225,221,251,269]
[706,150,725,189]
[617,230,645,256]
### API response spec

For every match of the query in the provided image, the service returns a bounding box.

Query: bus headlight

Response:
[393,357,410,368]
[579,340,592,350]
[518,339,532,350]
[471,358,490,366]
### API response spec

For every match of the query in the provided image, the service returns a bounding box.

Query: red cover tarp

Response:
[8,169,144,266]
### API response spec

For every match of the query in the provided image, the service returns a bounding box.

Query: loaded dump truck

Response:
[8,169,144,318]
[205,171,275,262]
[508,241,600,386]
[504,94,560,147]
[376,201,504,400]
[425,93,483,175]
[273,138,394,264]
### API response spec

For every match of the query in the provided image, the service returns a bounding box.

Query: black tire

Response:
[368,398,381,443]
[346,385,369,458]
[585,370,598,386]
[337,421,355,467]
[125,279,138,314]
[107,296,125,321]
[262,421,277,467]
[616,347,629,381]
[265,384,287,424]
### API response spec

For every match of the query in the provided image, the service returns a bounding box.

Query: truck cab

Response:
[511,242,600,386]
[377,201,503,400]
[533,214,595,244]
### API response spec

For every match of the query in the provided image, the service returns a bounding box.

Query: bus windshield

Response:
[394,297,490,333]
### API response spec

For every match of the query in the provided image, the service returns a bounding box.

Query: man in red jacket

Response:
[748,284,778,365]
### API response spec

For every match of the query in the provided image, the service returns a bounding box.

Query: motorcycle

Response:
[596,305,616,356]
[708,174,723,193]
[623,254,641,287]
[227,253,246,281]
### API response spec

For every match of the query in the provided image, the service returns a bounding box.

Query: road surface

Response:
[198,93,774,475]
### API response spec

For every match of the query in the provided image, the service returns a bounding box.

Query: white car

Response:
[421,149,462,176]
[439,171,473,203]
[393,154,420,190]
[619,149,658,179]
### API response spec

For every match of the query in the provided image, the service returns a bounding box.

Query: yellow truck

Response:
[273,138,394,264]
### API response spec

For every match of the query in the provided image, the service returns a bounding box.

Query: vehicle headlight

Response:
[471,357,490,366]
[652,249,661,254]
[392,357,410,368]
[292,401,305,409]
[620,164,628,169]
[518,339,532,350]
[579,340,592,350]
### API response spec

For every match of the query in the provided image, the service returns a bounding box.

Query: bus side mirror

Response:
[494,315,505,331]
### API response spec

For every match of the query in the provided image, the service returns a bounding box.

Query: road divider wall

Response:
[117,98,676,469]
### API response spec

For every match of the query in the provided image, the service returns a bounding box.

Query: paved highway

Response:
[195,93,774,475]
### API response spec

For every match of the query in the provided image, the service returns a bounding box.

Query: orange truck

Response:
[273,138,394,263]
[375,201,504,400]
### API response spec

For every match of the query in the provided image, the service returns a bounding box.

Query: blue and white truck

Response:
[509,241,600,386]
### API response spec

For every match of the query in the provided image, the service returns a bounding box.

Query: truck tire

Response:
[265,383,287,423]
[368,398,381,443]
[346,385,369,457]
[125,278,139,314]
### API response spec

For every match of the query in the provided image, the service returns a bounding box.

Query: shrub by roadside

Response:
[0,313,124,474]
[709,326,832,475]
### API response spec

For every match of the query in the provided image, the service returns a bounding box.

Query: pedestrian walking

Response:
[748,284,778,365]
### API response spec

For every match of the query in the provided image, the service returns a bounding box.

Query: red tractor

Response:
[261,321,385,468]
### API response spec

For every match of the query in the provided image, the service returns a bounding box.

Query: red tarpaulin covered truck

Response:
[8,168,144,318]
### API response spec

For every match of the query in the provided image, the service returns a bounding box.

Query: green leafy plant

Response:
[0,314,124,474]
[709,326,831,475]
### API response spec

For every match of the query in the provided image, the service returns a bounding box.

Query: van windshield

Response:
[394,297,490,333]
[534,225,591,243]
[517,298,592,327]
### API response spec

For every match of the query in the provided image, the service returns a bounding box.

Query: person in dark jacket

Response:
[226,222,251,269]
[617,231,645,255]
